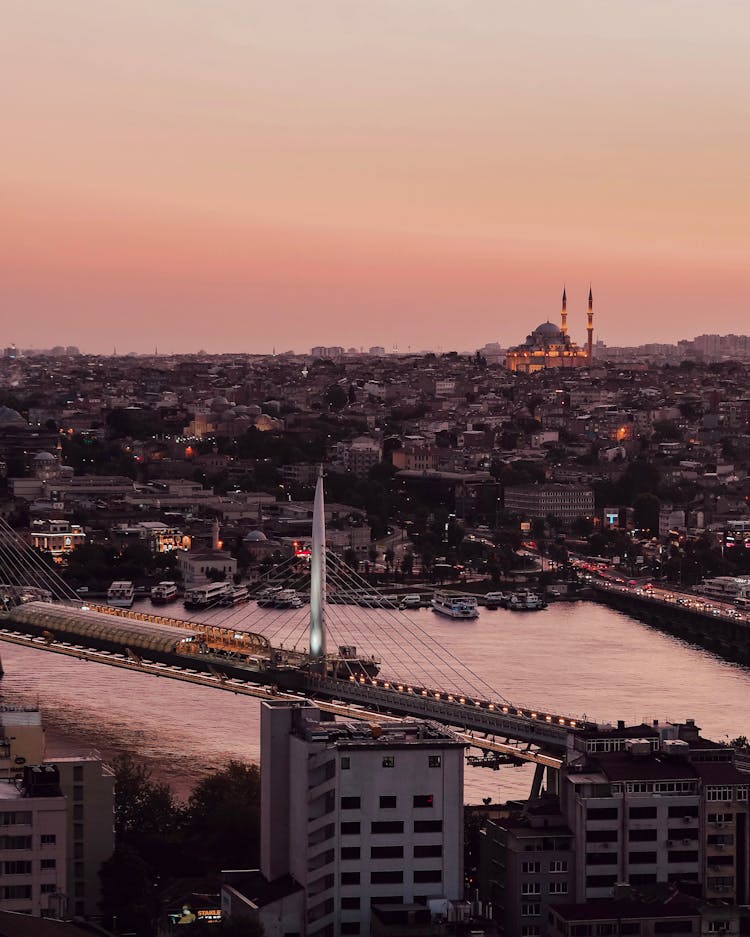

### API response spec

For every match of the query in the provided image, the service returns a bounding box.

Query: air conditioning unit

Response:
[682,839,691,845]
[682,816,692,823]
[717,822,725,829]
[666,840,674,847]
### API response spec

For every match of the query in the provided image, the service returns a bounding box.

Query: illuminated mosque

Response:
[506,288,594,373]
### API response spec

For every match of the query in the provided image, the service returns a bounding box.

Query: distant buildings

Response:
[503,484,595,529]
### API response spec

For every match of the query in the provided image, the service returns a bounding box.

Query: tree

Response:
[633,492,660,534]
[343,547,359,571]
[400,551,414,577]
[183,762,261,872]
[384,546,395,570]
[112,754,181,841]
[325,383,348,412]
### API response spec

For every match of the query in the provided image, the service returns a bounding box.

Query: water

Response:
[1,599,748,804]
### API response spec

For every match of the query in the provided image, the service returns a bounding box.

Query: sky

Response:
[3,0,750,354]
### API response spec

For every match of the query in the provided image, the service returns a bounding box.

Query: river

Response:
[0,598,747,804]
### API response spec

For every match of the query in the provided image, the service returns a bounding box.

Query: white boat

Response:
[220,585,251,607]
[275,589,304,609]
[431,591,479,619]
[184,581,232,609]
[107,581,135,608]
[256,586,283,608]
[484,591,508,608]
[150,581,178,604]
[507,591,547,611]
[399,594,422,609]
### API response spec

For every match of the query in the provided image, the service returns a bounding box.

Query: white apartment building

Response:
[0,767,67,918]
[255,701,465,937]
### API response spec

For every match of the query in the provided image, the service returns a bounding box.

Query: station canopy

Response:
[6,601,199,654]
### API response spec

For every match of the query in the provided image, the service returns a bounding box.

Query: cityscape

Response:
[4,2,750,937]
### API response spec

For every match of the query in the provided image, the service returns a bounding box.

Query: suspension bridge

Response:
[0,473,601,783]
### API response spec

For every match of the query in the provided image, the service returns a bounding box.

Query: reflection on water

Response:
[0,599,748,803]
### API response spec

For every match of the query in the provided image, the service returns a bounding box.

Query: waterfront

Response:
[1,599,749,803]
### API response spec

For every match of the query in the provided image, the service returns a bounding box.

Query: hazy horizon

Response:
[4,1,750,354]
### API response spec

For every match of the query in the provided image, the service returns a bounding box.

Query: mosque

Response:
[505,288,594,373]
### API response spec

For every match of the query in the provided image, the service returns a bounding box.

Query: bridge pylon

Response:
[309,467,327,664]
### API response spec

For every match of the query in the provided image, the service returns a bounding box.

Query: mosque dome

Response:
[33,451,57,462]
[211,396,230,411]
[531,321,564,341]
[0,406,26,427]
[244,530,268,542]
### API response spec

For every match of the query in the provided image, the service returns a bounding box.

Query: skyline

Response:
[4,1,750,353]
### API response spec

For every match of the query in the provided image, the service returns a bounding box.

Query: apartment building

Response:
[231,701,465,937]
[0,767,67,917]
[503,484,595,529]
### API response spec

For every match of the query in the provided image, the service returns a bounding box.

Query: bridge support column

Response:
[0,649,3,676]
[546,765,559,797]
[530,763,545,800]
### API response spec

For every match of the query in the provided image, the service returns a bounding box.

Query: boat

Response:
[107,581,135,608]
[275,589,303,609]
[431,591,479,620]
[220,586,251,607]
[256,586,283,608]
[184,581,232,609]
[357,593,399,609]
[150,581,179,604]
[399,594,422,610]
[507,590,547,611]
[484,591,509,609]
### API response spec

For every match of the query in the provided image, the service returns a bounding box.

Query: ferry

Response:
[431,591,479,620]
[275,589,303,609]
[484,591,509,609]
[220,586,251,607]
[150,581,179,604]
[184,582,232,610]
[107,581,135,608]
[507,591,547,611]
[256,586,283,608]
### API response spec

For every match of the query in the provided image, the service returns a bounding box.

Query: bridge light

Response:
[474,700,481,707]
[359,676,365,683]
[488,704,495,710]
[447,694,454,702]
[459,697,465,704]
[501,706,509,713]
[569,720,577,727]
[434,692,441,699]
[545,715,552,722]
[558,718,566,724]
[421,690,428,697]
[371,679,377,686]
[349,675,355,681]
[531,712,538,719]
[407,686,413,693]
[384,682,390,688]
[516,709,523,716]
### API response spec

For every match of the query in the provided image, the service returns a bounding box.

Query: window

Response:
[0,812,32,826]
[73,843,83,859]
[371,821,403,834]
[706,786,734,802]
[371,846,403,859]
[667,850,699,863]
[341,796,360,810]
[586,829,618,843]
[413,795,434,808]
[522,860,540,874]
[74,861,85,879]
[341,822,360,836]
[521,903,541,917]
[382,756,395,768]
[414,820,442,833]
[628,828,657,842]
[379,796,397,809]
[428,755,441,768]
[341,847,360,860]
[549,881,568,895]
[708,812,733,824]
[341,925,359,936]
[371,870,403,884]
[0,836,32,850]
[414,844,442,858]
[340,897,360,910]
[340,757,350,770]
[522,928,541,937]
[586,853,617,866]
[341,872,360,885]
[585,874,617,888]
[521,882,541,895]
[669,805,699,818]
[653,923,693,935]
[73,804,83,821]
[629,806,658,819]
[41,883,57,894]
[549,860,567,873]
[414,869,442,883]
[73,765,84,783]
[40,834,56,846]
[629,851,657,864]
[4,861,32,874]
[629,873,657,886]
[2,885,32,900]
[73,785,84,802]
[587,807,618,820]
[40,859,56,870]
[73,823,84,841]
[620,925,641,936]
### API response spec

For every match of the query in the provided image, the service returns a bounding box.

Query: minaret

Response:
[212,518,220,551]
[561,287,568,338]
[587,286,594,362]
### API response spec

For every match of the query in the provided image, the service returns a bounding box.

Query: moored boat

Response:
[507,590,547,611]
[107,581,135,608]
[431,591,479,619]
[220,585,251,607]
[150,581,178,604]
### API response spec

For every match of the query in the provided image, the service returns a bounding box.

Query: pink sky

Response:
[3,1,750,353]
